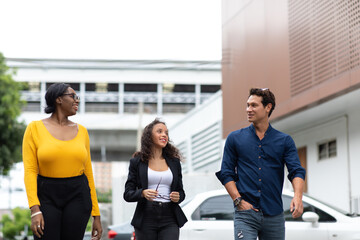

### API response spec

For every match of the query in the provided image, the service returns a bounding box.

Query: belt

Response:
[152,201,171,207]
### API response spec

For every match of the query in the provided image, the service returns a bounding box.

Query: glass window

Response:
[173,84,195,92]
[86,83,96,91]
[282,195,336,222]
[28,82,40,92]
[192,195,234,221]
[318,139,337,160]
[46,82,80,91]
[201,85,221,93]
[328,140,337,157]
[124,84,157,92]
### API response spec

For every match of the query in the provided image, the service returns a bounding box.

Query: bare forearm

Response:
[292,177,305,198]
[224,181,240,200]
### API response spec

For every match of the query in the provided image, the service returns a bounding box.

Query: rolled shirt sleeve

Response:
[215,132,239,185]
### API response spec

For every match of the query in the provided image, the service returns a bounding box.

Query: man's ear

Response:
[266,103,272,113]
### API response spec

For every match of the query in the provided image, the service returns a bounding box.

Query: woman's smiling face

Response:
[151,123,169,149]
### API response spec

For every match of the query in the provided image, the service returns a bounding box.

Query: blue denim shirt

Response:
[216,124,306,216]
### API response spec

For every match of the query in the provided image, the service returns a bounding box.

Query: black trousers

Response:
[34,174,92,240]
[135,201,180,240]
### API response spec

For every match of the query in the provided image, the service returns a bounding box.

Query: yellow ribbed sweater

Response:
[22,120,100,216]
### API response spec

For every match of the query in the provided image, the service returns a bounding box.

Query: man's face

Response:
[246,95,271,123]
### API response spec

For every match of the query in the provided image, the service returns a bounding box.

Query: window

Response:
[282,195,336,222]
[192,195,234,221]
[96,83,107,92]
[28,82,40,92]
[46,82,80,91]
[173,84,195,92]
[318,139,337,160]
[124,84,157,92]
[201,85,221,93]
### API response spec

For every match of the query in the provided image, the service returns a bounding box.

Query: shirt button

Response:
[259,168,261,170]
[258,156,261,158]
[259,179,261,181]
[258,190,261,192]
[259,145,261,147]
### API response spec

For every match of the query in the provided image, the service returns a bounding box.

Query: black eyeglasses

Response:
[62,93,80,101]
[155,177,171,200]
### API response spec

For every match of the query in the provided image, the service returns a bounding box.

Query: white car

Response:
[180,189,360,240]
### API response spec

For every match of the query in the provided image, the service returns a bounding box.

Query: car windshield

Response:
[304,194,356,216]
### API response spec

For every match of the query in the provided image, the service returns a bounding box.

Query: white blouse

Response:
[148,167,173,202]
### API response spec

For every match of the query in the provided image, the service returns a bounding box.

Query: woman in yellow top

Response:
[22,83,102,240]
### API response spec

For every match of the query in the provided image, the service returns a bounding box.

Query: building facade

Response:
[6,57,221,224]
[7,58,221,162]
[221,0,360,213]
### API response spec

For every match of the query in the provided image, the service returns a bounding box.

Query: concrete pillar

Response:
[157,83,163,116]
[187,136,193,173]
[101,145,106,162]
[40,81,46,113]
[118,83,124,115]
[80,82,85,114]
[195,84,201,107]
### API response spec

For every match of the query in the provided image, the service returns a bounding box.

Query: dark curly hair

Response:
[44,83,70,114]
[249,88,276,117]
[133,118,182,162]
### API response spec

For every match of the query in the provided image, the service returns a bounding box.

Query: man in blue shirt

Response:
[216,88,306,240]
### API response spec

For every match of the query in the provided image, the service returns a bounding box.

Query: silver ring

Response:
[37,225,41,228]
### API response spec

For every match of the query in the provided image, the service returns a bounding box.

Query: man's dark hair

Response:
[249,88,276,117]
[44,83,70,114]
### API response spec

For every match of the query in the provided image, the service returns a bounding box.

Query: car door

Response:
[181,195,234,240]
[282,195,330,240]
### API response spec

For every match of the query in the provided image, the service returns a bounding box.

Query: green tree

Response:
[1,207,31,240]
[96,189,112,203]
[0,52,26,175]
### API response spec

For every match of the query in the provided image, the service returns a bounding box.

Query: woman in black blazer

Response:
[124,118,187,240]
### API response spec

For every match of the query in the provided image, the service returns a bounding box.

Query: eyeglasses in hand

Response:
[155,177,171,200]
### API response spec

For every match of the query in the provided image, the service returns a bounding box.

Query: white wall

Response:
[348,111,360,211]
[170,90,222,144]
[14,68,221,85]
[111,161,136,225]
[291,116,350,211]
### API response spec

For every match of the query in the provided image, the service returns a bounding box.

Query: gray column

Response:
[187,136,193,173]
[118,83,124,115]
[101,145,106,162]
[136,101,144,151]
[40,81,46,113]
[157,83,163,116]
[80,82,85,114]
[195,84,201,107]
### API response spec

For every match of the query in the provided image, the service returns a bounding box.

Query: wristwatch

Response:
[234,197,242,206]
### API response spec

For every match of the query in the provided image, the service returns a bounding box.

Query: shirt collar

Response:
[249,123,273,135]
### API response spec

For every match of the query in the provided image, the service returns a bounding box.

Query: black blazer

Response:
[123,156,188,229]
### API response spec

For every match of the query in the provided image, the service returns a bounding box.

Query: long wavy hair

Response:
[133,118,182,162]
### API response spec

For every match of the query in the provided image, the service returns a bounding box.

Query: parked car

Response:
[107,221,134,240]
[83,232,91,240]
[179,189,360,240]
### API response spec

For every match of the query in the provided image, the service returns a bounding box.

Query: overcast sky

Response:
[0,0,221,60]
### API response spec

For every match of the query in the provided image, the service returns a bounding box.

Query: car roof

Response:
[191,188,295,198]
[183,188,352,219]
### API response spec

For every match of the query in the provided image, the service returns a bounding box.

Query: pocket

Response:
[234,206,254,212]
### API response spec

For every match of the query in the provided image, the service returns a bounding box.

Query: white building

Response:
[4,57,221,225]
